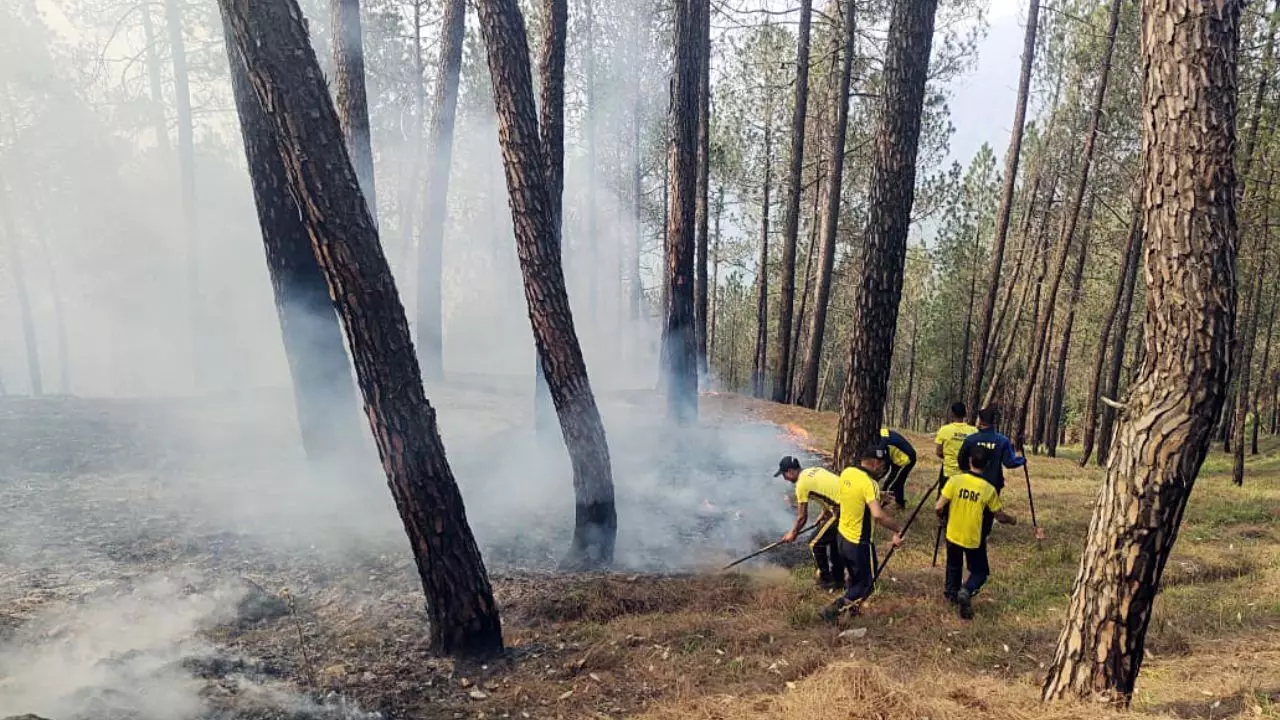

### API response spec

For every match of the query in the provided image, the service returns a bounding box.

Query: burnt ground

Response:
[0,389,813,720]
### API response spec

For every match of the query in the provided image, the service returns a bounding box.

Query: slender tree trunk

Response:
[1232,212,1269,485]
[629,1,648,322]
[398,1,427,280]
[1041,0,1240,700]
[958,214,984,398]
[1013,0,1122,448]
[902,316,919,426]
[790,176,824,401]
[0,183,42,397]
[967,0,1041,419]
[752,119,773,399]
[476,0,618,567]
[1097,220,1144,466]
[222,16,364,472]
[140,6,171,156]
[534,0,567,437]
[1047,199,1093,457]
[661,160,670,316]
[694,0,712,384]
[663,0,705,423]
[219,0,502,656]
[1079,201,1142,465]
[415,0,464,383]
[165,0,199,381]
[832,0,938,466]
[795,0,856,409]
[332,0,378,218]
[772,0,813,403]
[585,0,600,321]
[709,185,724,360]
[1253,288,1276,454]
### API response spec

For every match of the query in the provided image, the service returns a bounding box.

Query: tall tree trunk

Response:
[795,0,856,409]
[958,213,985,398]
[629,4,646,322]
[902,315,919,426]
[1232,211,1269,485]
[1047,199,1093,457]
[218,0,502,656]
[1079,201,1142,465]
[661,160,670,316]
[1013,0,1122,448]
[585,0,600,321]
[1097,218,1144,466]
[663,0,705,423]
[790,175,825,401]
[165,0,199,381]
[832,0,938,466]
[0,183,41,397]
[332,0,378,218]
[967,0,1041,419]
[476,0,618,568]
[709,184,724,358]
[140,6,171,156]
[1253,288,1276,453]
[752,119,773,399]
[398,1,427,280]
[694,0,712,384]
[534,0,567,437]
[772,0,813,403]
[415,0,465,383]
[222,15,364,472]
[1041,0,1240,700]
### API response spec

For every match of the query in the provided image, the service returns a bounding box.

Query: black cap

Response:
[861,440,889,461]
[774,456,802,476]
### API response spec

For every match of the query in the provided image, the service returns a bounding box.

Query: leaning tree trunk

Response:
[795,0,856,409]
[415,0,465,383]
[476,0,619,568]
[222,27,365,473]
[0,184,42,397]
[1079,201,1142,465]
[165,0,200,381]
[694,0,711,384]
[752,118,773,399]
[534,0,567,438]
[1232,215,1269,485]
[663,0,705,423]
[772,0,813,403]
[1013,0,1122,448]
[218,0,503,657]
[966,0,1041,419]
[831,0,938,467]
[1047,199,1093,457]
[1040,0,1240,701]
[332,0,378,219]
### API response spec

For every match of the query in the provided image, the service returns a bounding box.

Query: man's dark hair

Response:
[970,443,992,470]
[978,407,1001,426]
[951,401,966,419]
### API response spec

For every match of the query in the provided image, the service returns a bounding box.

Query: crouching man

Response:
[776,456,846,590]
[821,441,904,622]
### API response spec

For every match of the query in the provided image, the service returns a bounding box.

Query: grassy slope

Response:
[489,395,1280,719]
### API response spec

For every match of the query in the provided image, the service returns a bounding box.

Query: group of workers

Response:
[774,403,1026,621]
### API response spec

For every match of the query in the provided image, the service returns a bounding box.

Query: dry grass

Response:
[474,394,1280,719]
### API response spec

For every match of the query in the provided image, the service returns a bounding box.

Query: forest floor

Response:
[0,391,1278,720]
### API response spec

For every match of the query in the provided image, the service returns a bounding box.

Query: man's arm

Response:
[868,500,905,546]
[935,442,944,459]
[1002,437,1026,468]
[934,495,951,518]
[957,439,972,472]
[781,502,809,542]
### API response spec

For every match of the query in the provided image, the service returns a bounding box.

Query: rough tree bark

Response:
[332,0,378,218]
[1046,198,1094,457]
[966,0,1041,420]
[1079,201,1142,465]
[795,0,856,409]
[772,0,812,403]
[415,0,465,383]
[534,0,567,438]
[1013,0,1122,448]
[1041,0,1240,700]
[476,0,619,568]
[752,117,773,399]
[694,0,712,384]
[222,28,365,473]
[218,0,503,657]
[831,0,938,467]
[663,0,705,423]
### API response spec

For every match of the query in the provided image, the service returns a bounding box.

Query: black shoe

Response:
[820,580,844,592]
[957,588,973,620]
[943,592,957,604]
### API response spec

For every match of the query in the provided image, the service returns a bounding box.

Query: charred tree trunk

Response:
[795,0,856,409]
[332,0,378,218]
[1041,0,1240,700]
[476,0,618,568]
[772,0,812,403]
[1013,0,1121,448]
[1080,201,1142,465]
[223,17,364,472]
[415,0,464,383]
[534,0,567,437]
[663,0,705,423]
[165,0,200,380]
[832,0,938,466]
[752,119,773,399]
[967,0,1041,419]
[694,0,711,384]
[218,0,503,656]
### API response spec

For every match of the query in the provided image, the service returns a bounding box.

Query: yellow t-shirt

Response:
[837,466,881,544]
[934,421,978,478]
[941,472,1003,549]
[880,427,912,467]
[795,467,842,510]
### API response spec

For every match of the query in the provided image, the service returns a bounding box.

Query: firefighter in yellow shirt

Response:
[820,441,904,622]
[934,444,1017,620]
[775,456,846,590]
[934,402,977,481]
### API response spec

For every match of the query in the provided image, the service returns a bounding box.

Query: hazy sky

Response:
[945,0,1027,166]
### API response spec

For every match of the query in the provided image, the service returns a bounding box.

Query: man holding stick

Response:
[776,456,846,590]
